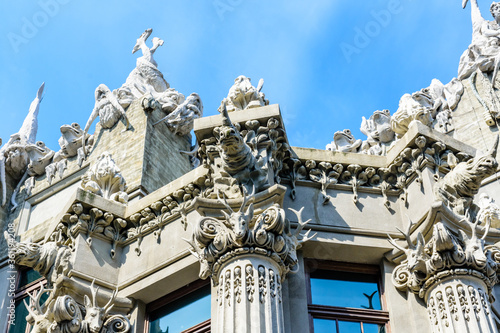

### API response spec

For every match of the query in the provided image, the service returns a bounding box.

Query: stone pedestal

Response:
[425,275,496,333]
[214,255,284,333]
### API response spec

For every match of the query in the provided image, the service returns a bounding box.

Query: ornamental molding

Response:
[282,122,477,209]
[40,109,490,266]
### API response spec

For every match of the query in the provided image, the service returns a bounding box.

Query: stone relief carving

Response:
[82,84,130,157]
[186,192,314,281]
[153,92,204,136]
[220,76,268,112]
[199,102,289,198]
[434,109,454,134]
[434,136,498,215]
[360,109,395,155]
[6,230,130,333]
[22,280,130,333]
[389,217,499,298]
[325,129,362,153]
[80,152,128,204]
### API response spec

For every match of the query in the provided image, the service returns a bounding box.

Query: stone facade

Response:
[2,5,500,332]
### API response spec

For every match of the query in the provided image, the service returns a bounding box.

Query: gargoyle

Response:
[434,136,499,215]
[82,84,130,157]
[4,231,71,286]
[212,102,269,197]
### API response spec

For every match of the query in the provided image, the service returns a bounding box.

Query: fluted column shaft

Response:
[213,255,284,333]
[425,276,496,333]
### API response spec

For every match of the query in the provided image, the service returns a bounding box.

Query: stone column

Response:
[390,221,500,333]
[189,194,311,333]
[425,275,496,333]
[215,256,284,333]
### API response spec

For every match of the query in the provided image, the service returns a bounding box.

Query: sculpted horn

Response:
[488,135,499,158]
[220,100,232,126]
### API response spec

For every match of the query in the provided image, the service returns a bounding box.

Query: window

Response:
[306,260,390,333]
[147,280,211,333]
[8,268,48,333]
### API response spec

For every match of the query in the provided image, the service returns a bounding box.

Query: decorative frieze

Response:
[282,134,472,210]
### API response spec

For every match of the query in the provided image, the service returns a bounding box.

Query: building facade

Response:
[2,2,500,333]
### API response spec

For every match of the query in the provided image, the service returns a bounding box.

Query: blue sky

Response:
[0,1,493,151]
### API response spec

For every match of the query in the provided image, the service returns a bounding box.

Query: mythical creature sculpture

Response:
[434,136,499,215]
[80,152,128,203]
[82,84,130,157]
[4,231,71,286]
[220,76,269,112]
[0,83,44,206]
[326,129,362,153]
[360,110,395,155]
[211,102,266,197]
[459,0,500,85]
[153,92,203,136]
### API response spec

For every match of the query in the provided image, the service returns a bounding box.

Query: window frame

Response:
[305,260,390,333]
[145,279,211,333]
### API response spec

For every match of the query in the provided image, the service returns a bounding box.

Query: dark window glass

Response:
[149,284,211,333]
[310,270,381,310]
[18,269,42,287]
